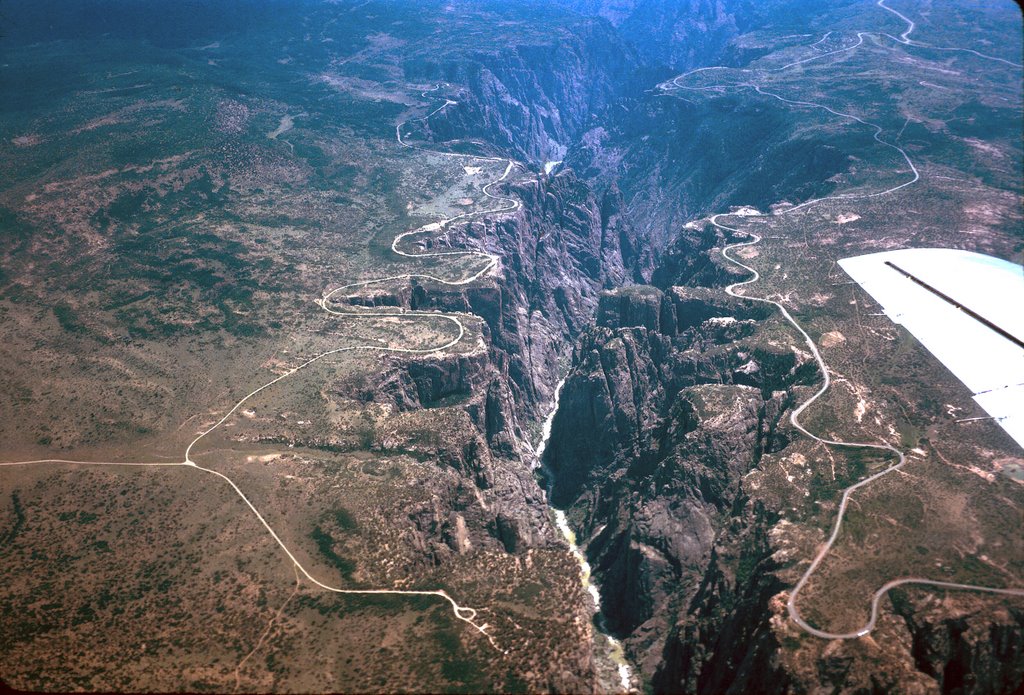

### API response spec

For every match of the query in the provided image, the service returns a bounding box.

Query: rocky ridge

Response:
[372,9,1024,691]
[327,169,650,560]
[543,275,807,679]
[2,0,1020,692]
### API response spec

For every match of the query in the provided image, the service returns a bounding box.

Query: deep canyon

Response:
[0,0,1022,692]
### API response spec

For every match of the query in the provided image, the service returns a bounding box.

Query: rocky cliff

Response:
[550,0,744,72]
[544,235,1024,693]
[326,166,655,561]
[544,277,810,681]
[4,0,1020,692]
[406,13,640,164]
[564,92,858,250]
[380,6,1024,687]
[252,1,1024,690]
[552,0,863,72]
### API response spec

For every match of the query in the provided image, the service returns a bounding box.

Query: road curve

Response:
[719,223,1024,639]
[176,87,519,651]
[877,0,1021,67]
[665,9,1024,639]
[2,85,519,654]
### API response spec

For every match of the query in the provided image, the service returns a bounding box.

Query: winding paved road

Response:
[667,0,1024,640]
[1,85,520,654]
[719,224,1024,640]
[4,0,1022,665]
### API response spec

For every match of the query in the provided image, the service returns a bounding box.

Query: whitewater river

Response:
[535,380,635,693]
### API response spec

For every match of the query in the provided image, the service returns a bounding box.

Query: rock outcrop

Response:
[891,597,1024,695]
[326,163,655,561]
[406,16,640,163]
[544,281,807,680]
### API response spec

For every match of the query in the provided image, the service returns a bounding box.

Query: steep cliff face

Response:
[398,170,651,423]
[336,3,1024,692]
[564,93,858,249]
[544,280,810,680]
[652,502,791,695]
[407,17,639,163]
[550,0,744,72]
[327,167,652,560]
[543,245,1024,693]
[551,0,862,71]
[891,597,1024,695]
[6,0,1019,692]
